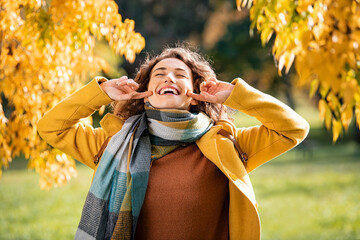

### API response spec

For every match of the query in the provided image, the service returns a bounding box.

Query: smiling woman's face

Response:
[145,58,197,110]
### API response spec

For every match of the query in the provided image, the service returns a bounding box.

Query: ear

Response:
[144,97,148,103]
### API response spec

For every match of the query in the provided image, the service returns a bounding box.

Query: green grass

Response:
[0,165,93,240]
[251,141,360,240]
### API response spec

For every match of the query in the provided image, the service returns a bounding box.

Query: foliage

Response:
[236,0,360,142]
[0,0,145,188]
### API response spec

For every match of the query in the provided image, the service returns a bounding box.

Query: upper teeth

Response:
[159,88,178,95]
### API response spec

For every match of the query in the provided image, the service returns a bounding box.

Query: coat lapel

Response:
[196,125,257,206]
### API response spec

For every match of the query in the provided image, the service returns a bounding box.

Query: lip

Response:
[157,85,181,95]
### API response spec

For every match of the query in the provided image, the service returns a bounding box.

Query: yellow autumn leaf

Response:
[284,52,295,74]
[318,99,327,121]
[309,79,319,98]
[325,105,332,131]
[278,54,286,76]
[332,119,342,142]
[342,78,358,106]
[236,0,250,10]
[340,106,353,131]
[355,105,360,129]
[260,28,274,46]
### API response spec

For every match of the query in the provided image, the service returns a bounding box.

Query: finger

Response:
[114,92,136,101]
[131,91,153,99]
[116,79,131,87]
[199,82,208,92]
[113,76,128,83]
[121,85,136,93]
[126,79,139,89]
[199,91,217,103]
[116,78,138,88]
[204,79,216,89]
[208,77,217,83]
[203,79,219,95]
[119,76,129,81]
[117,81,139,93]
[187,92,207,102]
[128,82,139,90]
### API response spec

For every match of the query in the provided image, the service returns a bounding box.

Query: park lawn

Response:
[251,141,360,240]
[0,165,93,240]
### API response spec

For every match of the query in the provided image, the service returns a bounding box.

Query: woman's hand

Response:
[187,78,234,104]
[100,76,152,101]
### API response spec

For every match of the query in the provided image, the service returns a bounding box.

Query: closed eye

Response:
[177,75,187,78]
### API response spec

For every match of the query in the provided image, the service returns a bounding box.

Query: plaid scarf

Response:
[75,105,213,240]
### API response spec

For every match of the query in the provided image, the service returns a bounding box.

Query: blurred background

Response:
[1,0,360,239]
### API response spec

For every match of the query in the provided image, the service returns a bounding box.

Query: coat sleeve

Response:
[223,78,310,172]
[37,77,114,169]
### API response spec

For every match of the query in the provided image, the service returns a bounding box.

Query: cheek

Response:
[187,81,194,89]
[147,79,156,91]
[184,79,195,91]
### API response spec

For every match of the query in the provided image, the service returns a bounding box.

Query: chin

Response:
[148,97,191,110]
[150,103,188,110]
[155,105,184,110]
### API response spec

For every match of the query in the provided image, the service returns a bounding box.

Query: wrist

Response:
[99,80,109,95]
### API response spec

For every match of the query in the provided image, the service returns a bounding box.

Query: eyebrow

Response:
[152,67,189,75]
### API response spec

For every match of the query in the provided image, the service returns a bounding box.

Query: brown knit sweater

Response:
[134,143,229,240]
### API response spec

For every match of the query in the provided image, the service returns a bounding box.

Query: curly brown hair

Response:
[112,46,228,123]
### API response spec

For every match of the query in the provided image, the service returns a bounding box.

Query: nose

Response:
[164,73,176,83]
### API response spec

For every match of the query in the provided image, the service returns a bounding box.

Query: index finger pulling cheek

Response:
[187,92,201,99]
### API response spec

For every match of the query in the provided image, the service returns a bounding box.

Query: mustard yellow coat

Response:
[38,77,309,240]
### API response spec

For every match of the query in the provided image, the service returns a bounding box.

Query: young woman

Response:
[38,47,309,240]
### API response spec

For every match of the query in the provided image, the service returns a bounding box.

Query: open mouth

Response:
[158,87,180,95]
